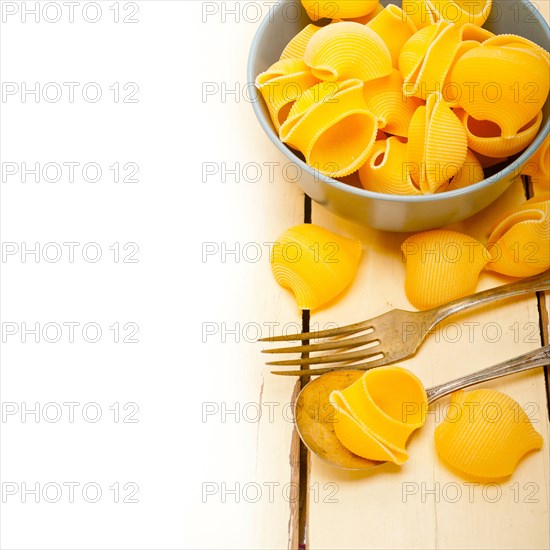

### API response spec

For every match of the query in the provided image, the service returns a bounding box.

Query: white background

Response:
[1,1,300,548]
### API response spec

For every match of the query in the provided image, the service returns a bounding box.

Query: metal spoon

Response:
[294,345,550,471]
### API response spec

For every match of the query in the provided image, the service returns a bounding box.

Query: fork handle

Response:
[426,345,550,403]
[428,270,550,327]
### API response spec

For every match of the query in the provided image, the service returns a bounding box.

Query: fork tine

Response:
[271,355,390,376]
[262,333,378,355]
[258,320,373,343]
[266,347,382,367]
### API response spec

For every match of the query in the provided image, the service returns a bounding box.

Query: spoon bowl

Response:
[294,346,550,470]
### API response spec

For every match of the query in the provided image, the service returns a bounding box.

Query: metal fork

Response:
[261,270,550,376]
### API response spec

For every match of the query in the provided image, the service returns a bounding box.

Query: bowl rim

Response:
[247,0,550,204]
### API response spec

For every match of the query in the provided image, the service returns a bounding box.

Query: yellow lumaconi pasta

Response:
[330,367,428,464]
[280,79,378,177]
[303,22,392,82]
[399,23,441,85]
[403,22,462,101]
[486,196,550,277]
[457,109,544,158]
[522,135,550,196]
[255,58,319,131]
[451,45,550,138]
[402,0,492,29]
[301,0,380,21]
[367,4,417,69]
[363,70,423,137]
[407,94,468,193]
[402,229,489,309]
[271,224,361,310]
[483,34,550,63]
[359,137,422,195]
[446,149,484,191]
[280,24,321,60]
[435,388,543,480]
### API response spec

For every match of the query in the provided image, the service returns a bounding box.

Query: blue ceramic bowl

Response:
[248,0,550,232]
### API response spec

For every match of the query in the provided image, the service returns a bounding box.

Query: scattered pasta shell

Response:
[451,45,550,138]
[359,137,421,195]
[363,69,423,138]
[446,149,484,191]
[271,224,362,310]
[280,24,322,60]
[402,229,489,309]
[402,0,492,29]
[330,367,428,464]
[522,134,550,196]
[367,4,418,69]
[486,196,550,277]
[408,95,468,193]
[458,109,544,158]
[280,79,378,177]
[255,58,320,131]
[301,0,380,22]
[303,22,393,82]
[435,388,543,480]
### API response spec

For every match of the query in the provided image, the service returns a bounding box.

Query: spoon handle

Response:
[426,345,550,404]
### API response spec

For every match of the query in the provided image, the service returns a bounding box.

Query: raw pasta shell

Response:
[280,79,378,177]
[303,22,392,82]
[271,224,362,310]
[483,34,550,64]
[486,196,550,277]
[459,110,543,158]
[280,24,322,60]
[451,45,550,138]
[424,95,468,192]
[406,22,462,101]
[402,0,492,29]
[359,137,422,195]
[401,229,489,309]
[367,4,418,68]
[301,0,380,21]
[401,0,438,30]
[255,58,320,131]
[435,388,543,480]
[407,105,428,188]
[363,69,423,137]
[446,148,484,190]
[330,367,427,464]
[399,24,441,84]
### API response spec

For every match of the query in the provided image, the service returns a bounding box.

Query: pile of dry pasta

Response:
[255,0,550,195]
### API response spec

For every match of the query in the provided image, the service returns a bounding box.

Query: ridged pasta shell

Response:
[451,45,550,138]
[330,367,427,464]
[402,0,492,29]
[446,149,484,190]
[399,24,441,84]
[435,388,543,480]
[486,196,550,277]
[458,110,543,158]
[255,58,320,131]
[402,229,489,309]
[483,34,550,64]
[280,24,322,60]
[280,79,378,177]
[401,0,438,30]
[271,224,362,310]
[408,95,468,193]
[405,22,463,101]
[522,134,550,196]
[359,138,422,195]
[303,22,392,82]
[301,0,380,21]
[363,70,423,137]
[367,4,418,69]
